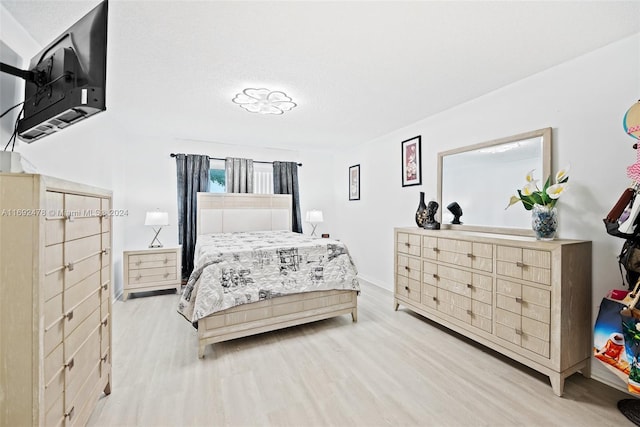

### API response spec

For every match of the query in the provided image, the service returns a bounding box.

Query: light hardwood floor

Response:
[88,283,635,426]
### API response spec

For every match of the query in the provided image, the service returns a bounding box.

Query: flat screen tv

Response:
[1,1,108,142]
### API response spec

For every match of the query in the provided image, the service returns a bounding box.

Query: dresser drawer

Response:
[396,232,421,257]
[471,241,493,273]
[64,271,101,338]
[101,232,111,267]
[422,236,438,260]
[422,260,438,285]
[438,277,471,298]
[65,235,103,288]
[45,191,65,246]
[397,254,421,281]
[396,275,420,302]
[44,385,64,427]
[436,289,471,322]
[101,198,111,233]
[44,344,65,422]
[496,245,551,285]
[421,284,438,309]
[65,309,100,359]
[65,326,101,408]
[66,360,101,427]
[44,294,64,357]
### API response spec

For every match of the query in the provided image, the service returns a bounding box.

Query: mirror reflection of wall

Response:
[439,128,550,233]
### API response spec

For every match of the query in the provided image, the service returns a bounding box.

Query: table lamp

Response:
[305,210,324,237]
[145,210,169,248]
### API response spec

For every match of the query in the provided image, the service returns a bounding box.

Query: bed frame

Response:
[195,193,358,358]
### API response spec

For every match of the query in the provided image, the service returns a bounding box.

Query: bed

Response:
[178,193,360,358]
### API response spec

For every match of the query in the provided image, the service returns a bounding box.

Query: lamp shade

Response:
[305,210,324,223]
[624,100,640,140]
[145,211,169,226]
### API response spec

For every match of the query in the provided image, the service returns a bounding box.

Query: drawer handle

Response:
[102,318,109,327]
[101,355,108,363]
[516,261,525,268]
[164,258,168,264]
[65,358,74,371]
[404,286,409,291]
[136,261,141,266]
[404,266,410,271]
[64,407,75,420]
[466,253,474,258]
[65,262,74,271]
[467,309,473,315]
[64,311,74,321]
[515,329,523,336]
[102,283,109,291]
[466,283,473,289]
[432,247,439,252]
[432,296,438,302]
[404,242,410,247]
[432,274,439,279]
[136,275,141,280]
[65,214,74,222]
[102,248,109,255]
[515,297,522,303]
[164,273,170,278]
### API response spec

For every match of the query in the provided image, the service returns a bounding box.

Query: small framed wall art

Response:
[401,135,422,187]
[349,164,360,200]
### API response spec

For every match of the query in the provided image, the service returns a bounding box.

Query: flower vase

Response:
[531,204,557,240]
[415,192,427,227]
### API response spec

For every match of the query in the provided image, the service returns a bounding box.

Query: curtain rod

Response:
[170,153,302,167]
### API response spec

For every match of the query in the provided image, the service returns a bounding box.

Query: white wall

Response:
[333,33,640,390]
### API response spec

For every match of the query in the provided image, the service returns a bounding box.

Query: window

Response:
[208,161,273,194]
[209,168,225,193]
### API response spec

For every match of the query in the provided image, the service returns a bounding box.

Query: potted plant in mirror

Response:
[506,166,570,240]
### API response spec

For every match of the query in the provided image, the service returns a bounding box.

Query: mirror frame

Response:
[437,127,552,236]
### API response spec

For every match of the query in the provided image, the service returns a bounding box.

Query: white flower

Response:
[522,182,537,196]
[555,165,570,183]
[546,183,567,199]
[525,169,536,183]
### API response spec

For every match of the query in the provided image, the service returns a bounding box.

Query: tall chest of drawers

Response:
[0,174,112,426]
[394,227,591,396]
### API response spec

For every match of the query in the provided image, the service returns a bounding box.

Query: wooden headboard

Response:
[196,193,292,235]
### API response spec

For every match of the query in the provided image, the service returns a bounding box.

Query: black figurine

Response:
[423,200,441,230]
[447,202,463,224]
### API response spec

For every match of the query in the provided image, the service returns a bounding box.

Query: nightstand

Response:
[123,246,182,300]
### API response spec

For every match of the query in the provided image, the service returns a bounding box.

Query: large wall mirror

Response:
[437,128,551,235]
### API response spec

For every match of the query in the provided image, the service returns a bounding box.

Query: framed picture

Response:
[401,135,422,187]
[349,164,360,200]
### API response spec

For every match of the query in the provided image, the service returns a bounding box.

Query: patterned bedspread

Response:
[177,230,360,323]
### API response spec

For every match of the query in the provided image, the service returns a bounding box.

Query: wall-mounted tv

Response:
[0,1,108,143]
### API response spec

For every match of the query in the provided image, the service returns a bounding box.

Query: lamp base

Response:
[148,227,164,248]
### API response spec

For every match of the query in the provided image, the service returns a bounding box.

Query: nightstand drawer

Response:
[129,266,177,284]
[129,252,177,269]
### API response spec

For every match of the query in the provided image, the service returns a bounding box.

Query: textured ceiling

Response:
[3,1,640,151]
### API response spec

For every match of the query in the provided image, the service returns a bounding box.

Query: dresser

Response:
[122,246,181,300]
[0,173,112,426]
[394,227,592,396]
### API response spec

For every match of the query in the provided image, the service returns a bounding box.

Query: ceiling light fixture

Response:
[232,88,297,115]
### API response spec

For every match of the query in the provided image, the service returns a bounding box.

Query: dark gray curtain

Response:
[176,154,210,279]
[273,161,302,233]
[225,157,254,193]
